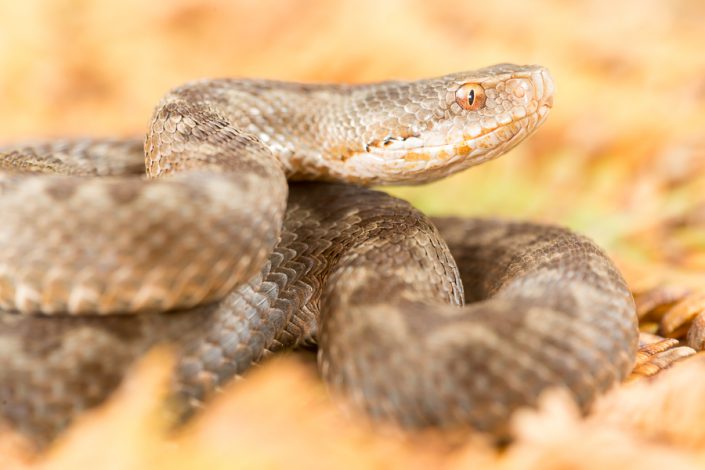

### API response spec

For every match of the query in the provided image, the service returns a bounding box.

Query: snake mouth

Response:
[364,105,551,164]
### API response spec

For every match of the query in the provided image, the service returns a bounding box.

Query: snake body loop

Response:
[0,64,637,447]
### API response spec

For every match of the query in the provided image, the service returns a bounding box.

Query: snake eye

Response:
[455,83,486,111]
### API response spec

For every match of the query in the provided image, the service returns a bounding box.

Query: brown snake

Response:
[0,64,638,448]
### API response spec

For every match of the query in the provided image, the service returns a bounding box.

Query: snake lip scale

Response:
[0,63,638,448]
[367,109,549,158]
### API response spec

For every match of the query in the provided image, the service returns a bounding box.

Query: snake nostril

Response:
[506,79,534,102]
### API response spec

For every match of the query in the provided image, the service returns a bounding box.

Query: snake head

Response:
[346,64,554,185]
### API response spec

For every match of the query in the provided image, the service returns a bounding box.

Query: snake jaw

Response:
[352,109,551,185]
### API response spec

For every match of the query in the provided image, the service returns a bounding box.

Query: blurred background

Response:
[1,0,705,467]
[1,0,704,290]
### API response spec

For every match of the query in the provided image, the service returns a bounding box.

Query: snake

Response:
[0,63,638,449]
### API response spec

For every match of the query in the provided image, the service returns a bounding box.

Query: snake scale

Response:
[0,64,638,448]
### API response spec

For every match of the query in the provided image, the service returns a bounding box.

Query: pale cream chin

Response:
[338,109,548,185]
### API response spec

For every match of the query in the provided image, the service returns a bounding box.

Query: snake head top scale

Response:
[287,63,555,185]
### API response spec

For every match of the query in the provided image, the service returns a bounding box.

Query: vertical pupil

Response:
[468,89,475,106]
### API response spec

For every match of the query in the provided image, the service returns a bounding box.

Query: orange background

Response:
[2,1,705,467]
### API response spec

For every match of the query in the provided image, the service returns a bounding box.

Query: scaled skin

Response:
[0,64,635,448]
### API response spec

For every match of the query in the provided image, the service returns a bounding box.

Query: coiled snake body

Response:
[0,64,638,447]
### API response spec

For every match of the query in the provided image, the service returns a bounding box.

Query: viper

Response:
[0,64,638,448]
